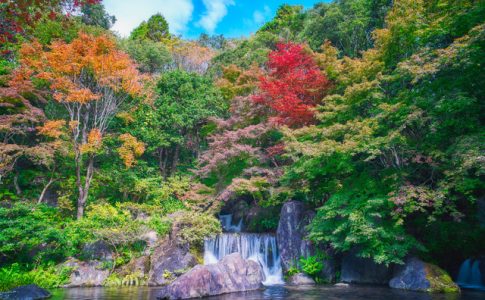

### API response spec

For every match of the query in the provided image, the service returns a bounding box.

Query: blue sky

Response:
[104,0,325,39]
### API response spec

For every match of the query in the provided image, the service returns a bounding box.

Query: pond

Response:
[49,285,485,300]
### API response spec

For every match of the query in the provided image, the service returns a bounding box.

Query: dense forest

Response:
[0,0,484,293]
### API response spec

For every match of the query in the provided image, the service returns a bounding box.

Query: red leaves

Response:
[253,42,329,127]
[0,0,101,54]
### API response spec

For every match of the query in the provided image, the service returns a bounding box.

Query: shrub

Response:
[172,211,222,246]
[0,263,71,291]
[299,255,323,278]
[0,202,70,265]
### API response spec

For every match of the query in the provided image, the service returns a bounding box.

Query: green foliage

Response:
[128,70,226,177]
[0,263,72,291]
[80,2,116,29]
[172,211,222,246]
[31,17,107,45]
[299,255,324,277]
[307,176,423,265]
[246,206,280,232]
[148,215,172,237]
[259,4,305,38]
[283,0,484,265]
[130,13,170,42]
[300,0,392,55]
[0,203,71,265]
[119,38,172,73]
[286,266,300,277]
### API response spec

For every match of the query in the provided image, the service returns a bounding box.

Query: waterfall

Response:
[457,259,485,290]
[219,214,243,232]
[204,214,284,285]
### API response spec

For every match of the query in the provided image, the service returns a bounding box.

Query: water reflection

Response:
[50,285,485,300]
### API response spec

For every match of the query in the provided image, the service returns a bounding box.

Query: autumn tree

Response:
[0,68,45,188]
[19,33,142,218]
[253,42,329,127]
[170,40,216,74]
[0,0,100,56]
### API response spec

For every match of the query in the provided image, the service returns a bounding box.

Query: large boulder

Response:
[0,284,51,300]
[157,253,263,300]
[82,240,113,261]
[119,255,151,278]
[341,250,393,284]
[287,273,316,286]
[276,201,314,271]
[148,238,197,286]
[277,201,336,282]
[63,259,109,287]
[390,257,460,293]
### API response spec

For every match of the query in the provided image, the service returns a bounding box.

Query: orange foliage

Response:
[36,120,66,138]
[80,128,103,154]
[19,33,142,105]
[118,133,145,168]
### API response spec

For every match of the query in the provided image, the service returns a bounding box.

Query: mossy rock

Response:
[389,257,460,293]
[425,263,460,293]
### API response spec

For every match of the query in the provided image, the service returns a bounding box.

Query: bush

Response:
[0,202,71,265]
[299,255,323,278]
[0,263,72,291]
[172,211,222,246]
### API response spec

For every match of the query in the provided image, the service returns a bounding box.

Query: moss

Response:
[425,263,460,293]
[189,246,204,265]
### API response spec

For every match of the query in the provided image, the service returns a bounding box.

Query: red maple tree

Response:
[253,42,329,127]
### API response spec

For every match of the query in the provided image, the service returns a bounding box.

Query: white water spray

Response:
[204,215,284,285]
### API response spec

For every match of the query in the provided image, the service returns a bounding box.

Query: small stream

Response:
[48,285,485,300]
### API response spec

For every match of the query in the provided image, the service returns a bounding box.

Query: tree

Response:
[130,13,170,42]
[198,33,227,50]
[0,0,100,57]
[119,38,172,74]
[80,2,116,29]
[282,0,485,265]
[170,40,216,74]
[0,61,47,193]
[129,70,226,178]
[299,0,393,56]
[253,42,329,127]
[19,33,142,219]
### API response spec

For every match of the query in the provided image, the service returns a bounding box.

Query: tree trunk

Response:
[13,172,22,195]
[158,147,166,177]
[162,147,169,178]
[171,144,180,175]
[38,177,55,204]
[76,156,95,219]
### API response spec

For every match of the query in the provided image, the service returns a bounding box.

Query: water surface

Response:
[49,285,485,300]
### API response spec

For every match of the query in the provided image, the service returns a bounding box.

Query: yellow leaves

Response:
[36,120,66,138]
[116,111,135,125]
[80,128,103,154]
[68,121,79,131]
[118,134,145,168]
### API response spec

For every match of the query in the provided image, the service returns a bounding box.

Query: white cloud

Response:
[197,0,235,34]
[105,0,194,37]
[252,5,271,25]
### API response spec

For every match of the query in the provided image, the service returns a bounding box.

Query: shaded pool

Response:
[49,285,485,300]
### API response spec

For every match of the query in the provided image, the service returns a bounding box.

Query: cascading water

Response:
[204,214,284,285]
[457,259,485,290]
